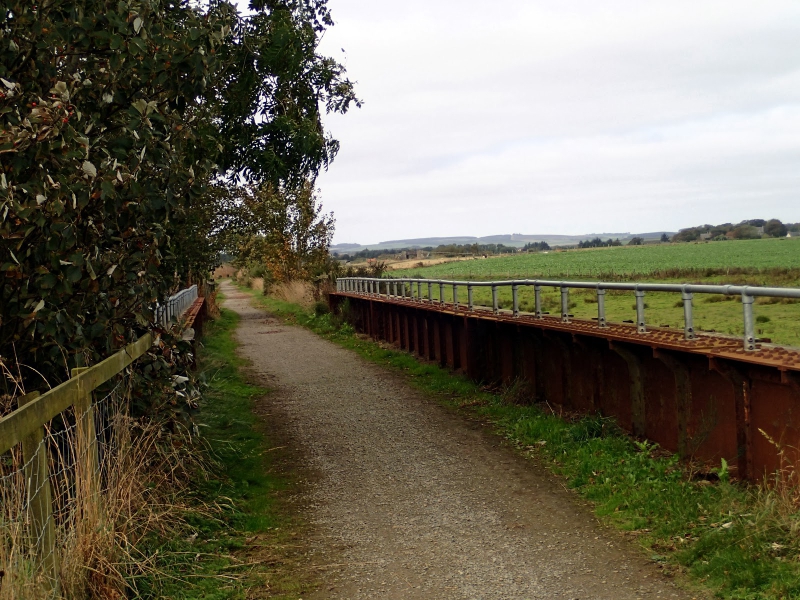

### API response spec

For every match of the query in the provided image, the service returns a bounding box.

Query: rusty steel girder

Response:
[330,292,800,481]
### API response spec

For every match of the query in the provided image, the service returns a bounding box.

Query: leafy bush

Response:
[0,0,358,397]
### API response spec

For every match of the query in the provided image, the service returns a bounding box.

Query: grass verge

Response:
[138,305,313,599]
[236,282,800,600]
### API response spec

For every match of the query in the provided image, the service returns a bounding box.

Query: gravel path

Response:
[222,282,696,600]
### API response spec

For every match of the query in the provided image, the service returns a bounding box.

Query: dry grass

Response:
[269,281,316,308]
[0,388,208,600]
[384,255,478,271]
[213,264,237,279]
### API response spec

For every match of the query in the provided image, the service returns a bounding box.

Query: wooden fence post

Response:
[19,391,59,594]
[71,367,100,502]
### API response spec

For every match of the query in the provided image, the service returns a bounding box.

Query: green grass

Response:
[237,283,800,600]
[137,304,313,599]
[392,237,800,280]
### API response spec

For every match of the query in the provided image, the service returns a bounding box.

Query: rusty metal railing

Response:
[336,277,800,352]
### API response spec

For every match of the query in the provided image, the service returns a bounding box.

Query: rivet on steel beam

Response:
[635,289,647,333]
[512,285,519,318]
[561,286,570,323]
[597,288,607,328]
[492,285,499,315]
[742,291,756,351]
[534,285,542,319]
[681,289,695,340]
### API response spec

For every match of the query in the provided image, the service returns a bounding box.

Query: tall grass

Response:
[0,384,208,599]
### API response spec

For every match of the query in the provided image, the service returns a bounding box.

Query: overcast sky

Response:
[309,1,800,244]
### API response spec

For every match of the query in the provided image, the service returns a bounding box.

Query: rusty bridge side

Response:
[330,286,800,481]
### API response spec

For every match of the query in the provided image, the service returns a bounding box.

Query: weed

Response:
[314,300,330,316]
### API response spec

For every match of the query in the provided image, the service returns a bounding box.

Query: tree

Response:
[731,225,761,240]
[1,0,357,390]
[628,237,644,246]
[764,219,788,238]
[660,233,669,243]
[231,182,334,282]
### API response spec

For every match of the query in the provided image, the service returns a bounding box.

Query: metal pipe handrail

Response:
[336,276,800,352]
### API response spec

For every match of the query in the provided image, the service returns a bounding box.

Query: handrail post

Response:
[492,285,499,315]
[742,291,756,351]
[635,289,647,333]
[560,286,570,322]
[439,282,445,306]
[401,281,406,299]
[512,285,519,317]
[453,284,459,311]
[20,391,59,594]
[427,282,433,303]
[417,281,422,302]
[597,288,607,328]
[682,290,695,340]
[467,285,474,310]
[393,281,397,297]
[534,285,542,318]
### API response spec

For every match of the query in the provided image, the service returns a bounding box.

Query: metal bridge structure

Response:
[332,277,800,481]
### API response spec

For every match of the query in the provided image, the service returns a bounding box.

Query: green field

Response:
[392,237,800,281]
[389,238,800,346]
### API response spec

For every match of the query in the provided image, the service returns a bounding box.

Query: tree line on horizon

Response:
[671,219,797,242]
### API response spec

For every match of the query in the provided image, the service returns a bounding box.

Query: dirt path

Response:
[221,281,695,600]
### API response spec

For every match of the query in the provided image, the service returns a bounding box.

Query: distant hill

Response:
[331,231,674,252]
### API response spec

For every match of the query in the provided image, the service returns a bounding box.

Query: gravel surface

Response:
[222,282,696,600]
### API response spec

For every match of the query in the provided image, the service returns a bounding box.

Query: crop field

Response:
[391,237,800,281]
[389,238,800,346]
